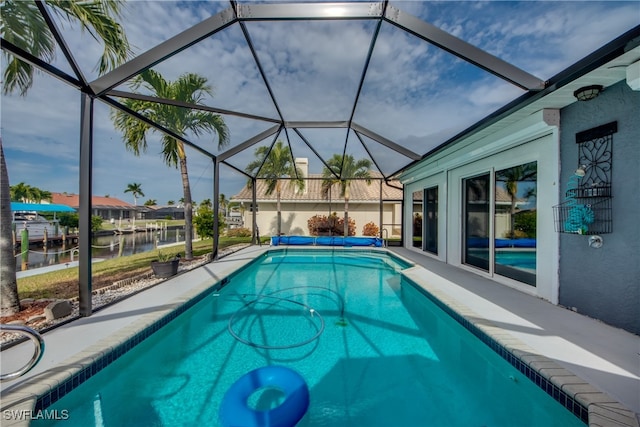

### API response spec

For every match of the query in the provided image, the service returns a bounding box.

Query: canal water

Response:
[15,228,186,272]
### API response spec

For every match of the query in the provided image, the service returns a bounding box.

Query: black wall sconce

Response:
[573,85,603,101]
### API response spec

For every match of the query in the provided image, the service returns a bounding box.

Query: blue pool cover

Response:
[271,235,383,247]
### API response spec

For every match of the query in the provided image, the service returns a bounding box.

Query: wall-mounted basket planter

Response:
[554,121,616,235]
[553,194,612,235]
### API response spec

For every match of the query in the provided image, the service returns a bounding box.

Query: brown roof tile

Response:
[51,193,133,209]
[231,173,403,202]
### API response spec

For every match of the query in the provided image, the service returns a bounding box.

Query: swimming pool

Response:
[28,248,584,426]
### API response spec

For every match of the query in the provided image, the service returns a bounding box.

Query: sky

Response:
[1,0,638,206]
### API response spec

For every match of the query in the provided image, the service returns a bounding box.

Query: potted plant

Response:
[151,251,180,278]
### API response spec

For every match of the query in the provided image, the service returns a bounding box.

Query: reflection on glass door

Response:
[412,190,422,248]
[424,186,438,255]
[463,174,490,271]
[494,162,537,286]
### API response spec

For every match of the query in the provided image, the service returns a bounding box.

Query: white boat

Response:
[12,212,60,239]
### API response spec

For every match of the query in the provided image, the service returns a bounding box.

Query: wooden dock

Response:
[13,233,79,248]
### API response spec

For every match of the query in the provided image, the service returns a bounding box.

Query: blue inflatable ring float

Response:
[220,366,310,427]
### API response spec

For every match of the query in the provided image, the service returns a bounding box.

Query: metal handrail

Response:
[380,228,389,247]
[0,324,45,381]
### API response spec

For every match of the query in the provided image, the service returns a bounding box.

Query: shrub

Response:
[193,206,225,238]
[308,213,355,236]
[91,215,103,233]
[362,222,379,237]
[227,227,251,238]
[58,212,79,228]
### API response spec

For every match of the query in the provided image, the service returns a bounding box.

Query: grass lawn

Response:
[16,237,267,300]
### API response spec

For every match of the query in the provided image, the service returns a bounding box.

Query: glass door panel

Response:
[463,174,490,271]
[494,162,537,286]
[412,190,422,248]
[424,186,438,255]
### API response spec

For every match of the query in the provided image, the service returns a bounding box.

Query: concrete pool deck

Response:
[1,245,638,426]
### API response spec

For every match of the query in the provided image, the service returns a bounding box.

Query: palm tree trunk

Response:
[179,156,194,260]
[1,139,20,315]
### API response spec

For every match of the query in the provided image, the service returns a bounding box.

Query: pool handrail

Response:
[0,324,45,381]
[380,228,388,247]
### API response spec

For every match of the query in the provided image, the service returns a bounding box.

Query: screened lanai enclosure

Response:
[2,1,638,315]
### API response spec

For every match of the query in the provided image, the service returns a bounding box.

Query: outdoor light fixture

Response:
[573,85,603,101]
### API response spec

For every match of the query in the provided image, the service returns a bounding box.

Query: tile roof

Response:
[231,173,403,202]
[51,193,133,209]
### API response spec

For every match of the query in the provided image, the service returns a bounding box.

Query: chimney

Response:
[295,158,308,194]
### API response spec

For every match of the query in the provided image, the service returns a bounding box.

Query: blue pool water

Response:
[34,249,583,426]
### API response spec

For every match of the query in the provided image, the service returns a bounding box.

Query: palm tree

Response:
[32,188,52,203]
[218,193,228,217]
[111,70,229,259]
[124,182,144,228]
[245,140,304,236]
[124,182,144,206]
[322,154,372,236]
[2,0,131,96]
[167,200,175,206]
[10,183,52,203]
[9,182,30,202]
[1,1,129,315]
[144,199,157,206]
[1,139,20,315]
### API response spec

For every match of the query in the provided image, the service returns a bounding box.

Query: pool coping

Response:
[1,246,637,427]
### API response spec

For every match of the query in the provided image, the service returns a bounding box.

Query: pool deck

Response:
[1,244,638,426]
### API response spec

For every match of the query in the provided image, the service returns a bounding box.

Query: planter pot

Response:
[151,259,179,278]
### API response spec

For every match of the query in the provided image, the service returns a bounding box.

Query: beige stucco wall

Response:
[241,201,401,237]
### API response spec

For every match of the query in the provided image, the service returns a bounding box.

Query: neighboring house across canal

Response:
[232,159,403,238]
[51,193,136,221]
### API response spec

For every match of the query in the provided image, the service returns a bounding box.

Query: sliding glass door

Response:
[461,162,537,286]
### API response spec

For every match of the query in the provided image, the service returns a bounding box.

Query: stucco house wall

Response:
[240,201,401,237]
[232,172,403,237]
[558,80,640,334]
[401,110,561,303]
[399,53,640,335]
